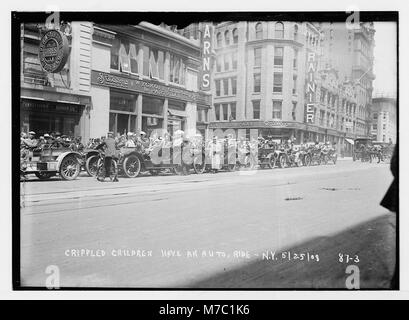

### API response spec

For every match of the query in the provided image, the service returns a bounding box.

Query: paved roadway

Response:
[20,160,396,288]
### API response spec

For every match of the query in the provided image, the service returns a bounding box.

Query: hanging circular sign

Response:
[38,29,70,73]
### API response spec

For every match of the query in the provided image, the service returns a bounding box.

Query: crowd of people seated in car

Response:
[21,129,340,158]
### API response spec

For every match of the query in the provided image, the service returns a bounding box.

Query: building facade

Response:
[20,22,92,138]
[370,96,397,143]
[193,20,376,155]
[20,22,211,140]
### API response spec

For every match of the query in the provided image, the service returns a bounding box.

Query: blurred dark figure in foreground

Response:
[380,142,398,289]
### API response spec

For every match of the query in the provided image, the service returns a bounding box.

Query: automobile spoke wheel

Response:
[85,155,99,177]
[123,155,141,178]
[59,156,80,180]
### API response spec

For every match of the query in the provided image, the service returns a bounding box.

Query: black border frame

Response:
[12,11,399,291]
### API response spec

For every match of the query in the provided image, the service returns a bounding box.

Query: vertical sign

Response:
[201,24,213,91]
[305,52,317,123]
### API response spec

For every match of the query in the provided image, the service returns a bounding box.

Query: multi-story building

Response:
[20,22,211,140]
[20,22,92,138]
[370,95,397,143]
[194,20,376,156]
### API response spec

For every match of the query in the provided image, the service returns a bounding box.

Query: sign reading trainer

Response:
[38,29,70,73]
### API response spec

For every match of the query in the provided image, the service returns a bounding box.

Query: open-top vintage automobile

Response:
[20,145,83,180]
[353,138,373,162]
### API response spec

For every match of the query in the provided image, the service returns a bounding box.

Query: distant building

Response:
[370,96,397,143]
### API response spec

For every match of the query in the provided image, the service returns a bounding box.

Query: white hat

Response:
[127,132,133,136]
[140,131,146,135]
[44,133,50,138]
[29,131,36,135]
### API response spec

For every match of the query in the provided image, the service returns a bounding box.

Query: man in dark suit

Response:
[380,143,398,289]
[96,131,119,182]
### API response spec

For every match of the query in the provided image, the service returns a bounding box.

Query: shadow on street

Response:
[186,214,396,289]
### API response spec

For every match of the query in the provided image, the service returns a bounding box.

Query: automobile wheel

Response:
[303,154,311,167]
[279,155,287,168]
[85,155,99,177]
[122,154,141,178]
[193,154,206,174]
[59,155,80,180]
[35,172,53,180]
[267,154,277,169]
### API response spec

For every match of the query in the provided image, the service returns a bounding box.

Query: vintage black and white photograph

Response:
[13,11,398,290]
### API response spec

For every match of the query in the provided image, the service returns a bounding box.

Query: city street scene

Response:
[18,13,398,289]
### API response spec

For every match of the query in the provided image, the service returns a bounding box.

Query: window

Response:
[254,47,262,67]
[232,52,238,70]
[294,24,299,41]
[274,47,283,67]
[231,77,237,95]
[255,23,263,39]
[273,73,283,93]
[254,73,261,92]
[230,103,236,120]
[224,54,230,71]
[215,79,221,96]
[119,40,131,73]
[383,124,386,130]
[169,54,186,85]
[214,104,221,121]
[373,113,378,120]
[272,100,282,119]
[233,28,238,44]
[253,100,260,119]
[373,123,377,130]
[217,32,222,47]
[383,113,387,120]
[292,102,297,120]
[320,89,326,103]
[216,56,222,72]
[129,43,139,74]
[292,75,297,95]
[275,22,284,39]
[223,79,229,96]
[222,103,229,121]
[383,135,386,142]
[111,37,120,70]
[293,49,298,69]
[224,30,230,46]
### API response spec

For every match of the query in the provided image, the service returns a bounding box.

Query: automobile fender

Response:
[56,151,83,171]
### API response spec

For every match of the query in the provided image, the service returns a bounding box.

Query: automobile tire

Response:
[122,154,141,178]
[85,155,99,177]
[59,155,80,180]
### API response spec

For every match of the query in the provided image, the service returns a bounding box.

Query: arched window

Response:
[232,28,238,44]
[255,22,262,39]
[216,32,222,47]
[224,30,230,46]
[275,22,284,38]
[293,24,298,41]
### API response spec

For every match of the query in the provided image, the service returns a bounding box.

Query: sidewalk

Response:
[338,157,353,161]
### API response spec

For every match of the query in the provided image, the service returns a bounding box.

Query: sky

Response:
[372,22,397,97]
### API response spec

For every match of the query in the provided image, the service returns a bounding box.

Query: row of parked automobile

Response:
[20,140,339,181]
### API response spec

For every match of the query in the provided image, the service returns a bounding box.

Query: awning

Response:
[345,138,355,145]
[168,109,186,118]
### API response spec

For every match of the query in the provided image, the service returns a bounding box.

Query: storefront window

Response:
[109,91,137,135]
[142,96,164,115]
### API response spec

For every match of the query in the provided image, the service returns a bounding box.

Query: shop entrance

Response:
[21,99,82,137]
